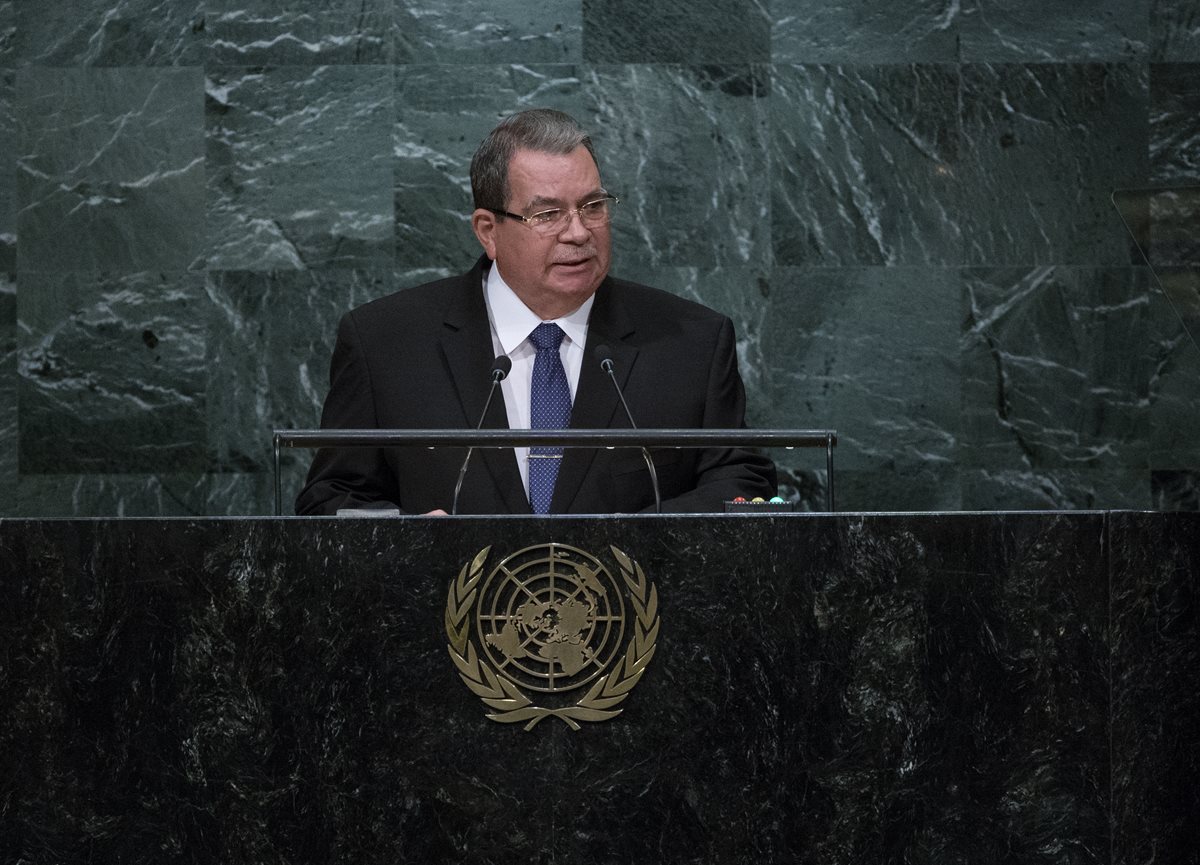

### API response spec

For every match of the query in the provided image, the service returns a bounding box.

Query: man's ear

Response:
[471,209,498,260]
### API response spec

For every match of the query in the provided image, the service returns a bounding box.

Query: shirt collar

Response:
[485,262,594,353]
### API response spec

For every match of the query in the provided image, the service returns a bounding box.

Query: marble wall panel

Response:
[959,64,1148,267]
[772,1,961,64]
[0,273,14,517]
[1152,468,1200,510]
[17,271,210,475]
[827,464,963,512]
[0,3,1194,516]
[16,67,204,272]
[1147,190,1200,266]
[1151,62,1200,181]
[0,69,13,271]
[395,0,582,63]
[0,1,13,64]
[582,0,769,63]
[0,69,11,520]
[959,0,1148,62]
[204,267,405,479]
[205,470,289,516]
[1152,0,1200,60]
[1146,283,1200,470]
[11,0,203,66]
[760,266,960,508]
[396,64,770,273]
[394,64,589,271]
[1154,266,1200,365]
[206,0,392,66]
[771,65,960,266]
[961,267,1155,474]
[592,65,770,270]
[597,263,964,512]
[206,66,393,271]
[16,468,319,517]
[15,473,212,516]
[962,466,1153,510]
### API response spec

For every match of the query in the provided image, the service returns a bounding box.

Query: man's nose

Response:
[557,208,591,242]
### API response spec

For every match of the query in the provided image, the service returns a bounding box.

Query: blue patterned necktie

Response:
[528,323,571,514]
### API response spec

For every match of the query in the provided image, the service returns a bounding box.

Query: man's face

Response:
[472,146,612,320]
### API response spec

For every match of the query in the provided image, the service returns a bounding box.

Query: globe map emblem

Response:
[476,544,626,694]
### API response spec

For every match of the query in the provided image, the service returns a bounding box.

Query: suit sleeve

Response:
[655,315,777,513]
[294,311,403,515]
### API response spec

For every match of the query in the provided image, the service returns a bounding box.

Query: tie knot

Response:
[529,322,565,352]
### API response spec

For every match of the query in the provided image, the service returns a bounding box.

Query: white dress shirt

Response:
[483,263,594,495]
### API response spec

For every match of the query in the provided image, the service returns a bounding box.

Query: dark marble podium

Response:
[1,513,1197,864]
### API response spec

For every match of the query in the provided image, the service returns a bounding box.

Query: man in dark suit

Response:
[296,109,775,515]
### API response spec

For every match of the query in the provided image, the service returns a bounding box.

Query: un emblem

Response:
[445,544,660,731]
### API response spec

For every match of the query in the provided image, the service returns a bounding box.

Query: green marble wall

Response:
[1,1,1198,516]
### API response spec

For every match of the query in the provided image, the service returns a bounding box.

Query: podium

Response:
[1,512,1197,863]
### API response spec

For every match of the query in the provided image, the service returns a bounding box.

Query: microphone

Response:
[593,344,661,514]
[451,355,512,515]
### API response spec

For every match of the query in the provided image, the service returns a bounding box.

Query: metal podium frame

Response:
[271,429,837,516]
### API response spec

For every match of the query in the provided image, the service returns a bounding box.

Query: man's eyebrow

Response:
[525,189,609,209]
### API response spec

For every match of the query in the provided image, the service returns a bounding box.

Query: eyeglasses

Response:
[489,196,618,235]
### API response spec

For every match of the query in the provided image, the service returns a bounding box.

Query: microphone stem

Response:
[451,371,503,516]
[602,362,661,514]
[639,445,662,515]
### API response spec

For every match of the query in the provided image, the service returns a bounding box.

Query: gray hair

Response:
[470,109,598,211]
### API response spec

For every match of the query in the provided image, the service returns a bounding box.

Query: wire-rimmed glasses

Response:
[488,195,619,235]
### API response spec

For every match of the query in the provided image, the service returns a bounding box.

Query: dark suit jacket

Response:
[295,258,776,515]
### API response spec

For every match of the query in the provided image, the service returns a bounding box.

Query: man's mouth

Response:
[552,247,596,268]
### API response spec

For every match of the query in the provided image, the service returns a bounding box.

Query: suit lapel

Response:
[438,259,530,514]
[552,279,638,513]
